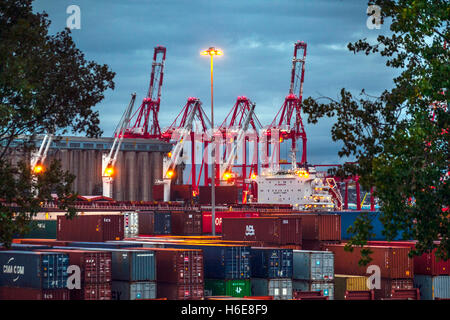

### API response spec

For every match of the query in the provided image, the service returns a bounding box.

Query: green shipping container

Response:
[20,220,57,239]
[204,279,251,298]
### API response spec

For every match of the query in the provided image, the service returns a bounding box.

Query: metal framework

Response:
[264,41,308,167]
[124,46,166,139]
[218,96,262,202]
[159,97,212,198]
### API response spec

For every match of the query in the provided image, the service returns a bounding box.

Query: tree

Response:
[0,0,115,247]
[302,0,449,264]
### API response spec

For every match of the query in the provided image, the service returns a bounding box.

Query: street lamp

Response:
[201,47,222,236]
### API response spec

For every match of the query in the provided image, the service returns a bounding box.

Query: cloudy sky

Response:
[33,0,396,165]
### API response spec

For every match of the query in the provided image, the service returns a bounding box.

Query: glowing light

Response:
[200,47,223,56]
[223,171,232,180]
[167,170,175,178]
[33,164,44,174]
[251,173,257,180]
[167,152,172,158]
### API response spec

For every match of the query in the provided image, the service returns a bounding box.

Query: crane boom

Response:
[102,93,137,198]
[220,102,256,181]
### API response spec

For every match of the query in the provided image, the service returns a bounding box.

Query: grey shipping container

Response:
[0,251,68,289]
[112,281,157,300]
[293,250,334,281]
[414,275,450,300]
[292,280,335,300]
[251,278,293,300]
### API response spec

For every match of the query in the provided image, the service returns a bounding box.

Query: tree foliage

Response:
[302,0,449,263]
[0,0,115,247]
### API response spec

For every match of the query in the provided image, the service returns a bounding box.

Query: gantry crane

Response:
[124,46,166,139]
[31,134,53,174]
[158,97,211,201]
[102,93,137,198]
[264,41,307,170]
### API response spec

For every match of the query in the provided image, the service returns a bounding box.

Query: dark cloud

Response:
[33,0,393,165]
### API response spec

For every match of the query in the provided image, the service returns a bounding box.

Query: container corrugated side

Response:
[292,280,334,300]
[334,275,368,300]
[251,278,293,300]
[71,283,112,300]
[0,287,70,300]
[414,275,450,300]
[57,215,123,242]
[20,220,57,239]
[112,281,157,300]
[323,244,413,279]
[0,251,68,289]
[293,250,334,281]
[157,283,204,300]
[204,279,251,298]
[250,248,293,278]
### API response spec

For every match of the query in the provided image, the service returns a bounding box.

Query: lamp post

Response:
[201,47,222,236]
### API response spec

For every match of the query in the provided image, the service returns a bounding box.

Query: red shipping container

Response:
[57,215,124,242]
[157,283,204,300]
[260,213,341,241]
[71,283,112,300]
[0,287,70,300]
[375,278,414,300]
[367,241,449,276]
[41,249,112,284]
[345,290,375,300]
[202,211,260,234]
[390,288,420,300]
[15,239,71,246]
[323,244,413,279]
[171,185,193,202]
[171,211,203,235]
[152,184,164,201]
[222,217,302,246]
[199,185,238,205]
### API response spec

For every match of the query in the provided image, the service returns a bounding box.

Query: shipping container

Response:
[67,241,144,249]
[323,244,413,279]
[336,211,406,241]
[390,288,420,300]
[292,280,334,300]
[171,210,203,235]
[38,249,112,284]
[0,243,52,251]
[414,275,450,300]
[19,220,57,239]
[251,278,293,300]
[138,211,171,235]
[202,211,260,234]
[366,241,450,276]
[163,243,251,279]
[334,275,369,300]
[345,290,375,300]
[151,248,203,284]
[157,283,204,300]
[52,247,156,282]
[112,281,157,300]
[0,251,68,289]
[71,282,112,300]
[376,278,414,300]
[250,248,293,278]
[293,290,329,300]
[292,250,334,281]
[0,287,70,300]
[57,215,124,242]
[199,185,238,205]
[171,185,193,202]
[262,213,341,241]
[222,217,302,246]
[13,239,70,247]
[204,279,251,298]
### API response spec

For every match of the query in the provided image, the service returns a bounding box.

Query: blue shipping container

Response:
[333,211,407,241]
[0,243,52,251]
[414,275,450,300]
[0,251,68,289]
[250,248,293,278]
[164,243,251,280]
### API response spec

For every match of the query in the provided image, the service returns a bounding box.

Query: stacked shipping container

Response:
[292,250,335,300]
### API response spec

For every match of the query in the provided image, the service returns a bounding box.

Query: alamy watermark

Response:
[66,5,81,30]
[367,5,382,30]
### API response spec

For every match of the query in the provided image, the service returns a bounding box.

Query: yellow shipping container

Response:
[334,275,369,300]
